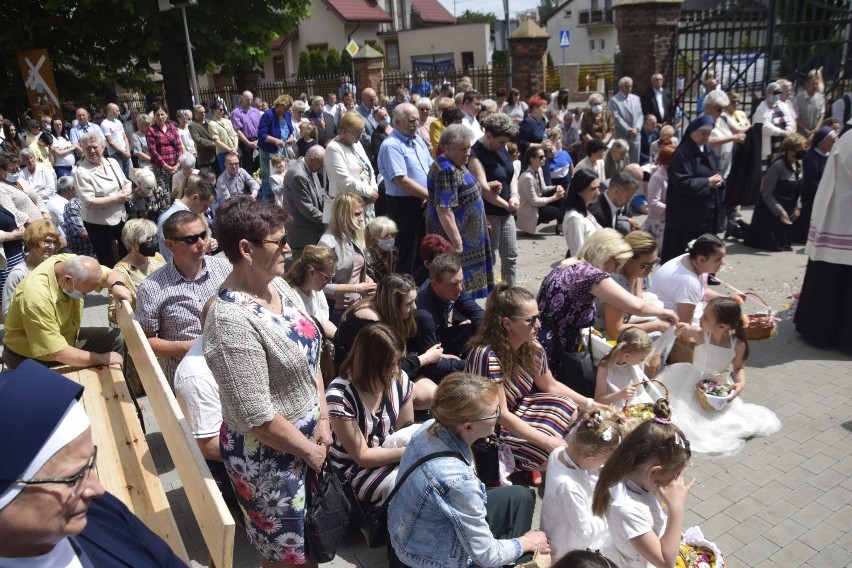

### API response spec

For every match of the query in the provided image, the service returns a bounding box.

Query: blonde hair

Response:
[564,228,632,270]
[624,230,658,258]
[339,111,365,133]
[430,372,500,434]
[569,408,628,457]
[598,327,653,368]
[329,193,366,248]
[23,219,60,251]
[366,216,398,245]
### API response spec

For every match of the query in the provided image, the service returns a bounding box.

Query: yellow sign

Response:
[345,40,359,57]
[17,49,61,118]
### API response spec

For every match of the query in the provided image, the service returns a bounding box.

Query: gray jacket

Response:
[282,158,325,249]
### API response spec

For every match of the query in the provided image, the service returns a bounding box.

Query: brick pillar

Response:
[614,0,683,94]
[353,45,385,98]
[508,18,551,98]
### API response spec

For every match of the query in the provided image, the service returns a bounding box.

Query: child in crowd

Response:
[595,327,664,406]
[541,408,627,561]
[268,154,288,208]
[296,120,317,157]
[507,141,521,177]
[592,400,694,568]
[548,129,574,190]
[657,297,781,455]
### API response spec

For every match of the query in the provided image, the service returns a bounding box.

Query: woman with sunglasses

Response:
[537,229,678,385]
[285,244,339,338]
[204,195,330,566]
[387,372,550,568]
[517,145,565,236]
[466,283,601,483]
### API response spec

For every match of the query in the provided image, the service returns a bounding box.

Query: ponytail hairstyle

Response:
[597,326,654,368]
[592,399,691,517]
[284,245,338,289]
[551,549,620,568]
[705,297,750,360]
[569,408,628,458]
[429,372,500,435]
[687,233,724,260]
[467,283,538,380]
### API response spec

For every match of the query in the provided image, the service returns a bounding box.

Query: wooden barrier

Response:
[59,365,190,564]
[115,300,235,568]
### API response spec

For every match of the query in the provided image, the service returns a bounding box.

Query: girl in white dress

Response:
[540,408,627,562]
[592,400,695,568]
[594,327,662,406]
[658,297,781,456]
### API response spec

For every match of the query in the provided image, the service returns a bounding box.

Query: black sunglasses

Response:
[260,234,288,249]
[169,230,207,245]
[510,314,540,326]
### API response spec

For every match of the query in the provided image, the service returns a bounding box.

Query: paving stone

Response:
[731,535,781,567]
[767,540,816,566]
[755,498,800,524]
[764,517,808,547]
[797,522,843,551]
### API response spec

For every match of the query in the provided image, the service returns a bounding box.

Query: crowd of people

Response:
[0,67,850,568]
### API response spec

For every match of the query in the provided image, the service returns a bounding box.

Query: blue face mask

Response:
[5,172,20,184]
[62,279,85,300]
[378,237,396,251]
[378,119,390,128]
[769,95,779,104]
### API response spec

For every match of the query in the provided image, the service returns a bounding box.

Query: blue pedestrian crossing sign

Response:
[559,30,570,48]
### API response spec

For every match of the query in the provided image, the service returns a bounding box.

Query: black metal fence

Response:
[195,75,350,110]
[672,0,851,122]
[381,66,510,99]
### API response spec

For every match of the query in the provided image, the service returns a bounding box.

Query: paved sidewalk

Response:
[75,207,852,567]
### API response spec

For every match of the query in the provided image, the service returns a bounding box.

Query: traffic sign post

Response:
[560,29,570,67]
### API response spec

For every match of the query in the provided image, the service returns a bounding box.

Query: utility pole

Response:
[158,0,200,104]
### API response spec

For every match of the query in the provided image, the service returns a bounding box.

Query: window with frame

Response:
[589,39,595,51]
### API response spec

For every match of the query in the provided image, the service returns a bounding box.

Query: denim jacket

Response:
[387,421,522,568]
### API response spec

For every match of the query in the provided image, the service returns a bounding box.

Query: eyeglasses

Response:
[472,405,501,422]
[532,154,546,160]
[638,259,660,271]
[510,314,540,326]
[168,230,207,245]
[42,238,59,246]
[260,234,288,249]
[17,446,98,497]
[317,270,334,282]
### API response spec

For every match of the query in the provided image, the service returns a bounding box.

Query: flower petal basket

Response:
[744,292,777,341]
[695,378,733,411]
[623,379,669,419]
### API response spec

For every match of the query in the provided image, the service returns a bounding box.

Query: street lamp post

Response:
[158,0,200,104]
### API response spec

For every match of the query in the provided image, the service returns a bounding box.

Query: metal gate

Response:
[672,0,852,122]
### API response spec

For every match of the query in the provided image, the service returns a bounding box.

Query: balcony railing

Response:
[578,9,614,26]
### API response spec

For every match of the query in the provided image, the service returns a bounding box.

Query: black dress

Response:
[792,148,828,244]
[744,158,801,251]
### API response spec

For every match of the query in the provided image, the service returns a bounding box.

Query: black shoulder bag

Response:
[558,327,597,397]
[304,460,352,563]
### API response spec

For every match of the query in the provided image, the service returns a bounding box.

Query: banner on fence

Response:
[17,48,61,118]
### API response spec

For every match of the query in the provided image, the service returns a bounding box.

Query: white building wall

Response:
[545,1,618,66]
[397,23,490,72]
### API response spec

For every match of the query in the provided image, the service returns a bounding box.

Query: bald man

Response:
[100,103,132,177]
[2,254,132,369]
[69,107,105,147]
[230,90,261,174]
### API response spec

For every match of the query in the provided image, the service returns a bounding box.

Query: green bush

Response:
[309,49,327,77]
[298,51,312,78]
[326,49,342,77]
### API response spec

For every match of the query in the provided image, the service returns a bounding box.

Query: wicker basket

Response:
[744,292,777,341]
[695,378,733,411]
[623,379,669,419]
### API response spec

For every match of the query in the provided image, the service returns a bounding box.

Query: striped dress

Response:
[326,373,413,507]
[466,343,577,470]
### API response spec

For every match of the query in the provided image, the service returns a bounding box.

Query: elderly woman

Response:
[793,126,836,244]
[1,220,58,319]
[518,146,565,236]
[107,218,166,396]
[73,132,132,267]
[364,215,398,282]
[537,229,678,382]
[430,106,464,159]
[387,373,550,568]
[579,93,615,159]
[145,103,181,216]
[575,138,607,180]
[19,147,56,200]
[752,81,796,171]
[603,138,629,179]
[0,152,48,225]
[660,115,725,262]
[426,124,494,299]
[649,233,732,325]
[707,91,745,180]
[468,113,520,286]
[601,230,669,340]
[326,111,379,219]
[518,96,550,178]
[0,363,186,565]
[175,109,197,158]
[257,94,296,202]
[171,152,199,199]
[467,284,603,480]
[501,87,529,123]
[326,323,414,507]
[204,194,329,566]
[744,133,807,252]
[641,145,675,249]
[562,168,602,256]
[132,113,153,168]
[319,193,376,324]
[415,97,436,153]
[209,101,239,173]
[285,244,339,338]
[649,124,678,165]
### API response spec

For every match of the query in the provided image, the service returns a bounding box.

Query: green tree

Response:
[326,49,342,77]
[538,0,560,23]
[298,51,313,79]
[0,0,310,118]
[309,50,327,77]
[340,48,353,79]
[456,9,498,30]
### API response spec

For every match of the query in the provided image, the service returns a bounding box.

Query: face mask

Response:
[5,172,20,184]
[138,240,158,257]
[769,95,779,104]
[591,105,603,114]
[378,119,390,128]
[378,237,395,251]
[63,279,85,300]
[795,150,806,161]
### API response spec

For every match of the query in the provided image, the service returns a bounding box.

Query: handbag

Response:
[471,435,500,487]
[360,450,460,548]
[304,460,352,563]
[558,327,597,397]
